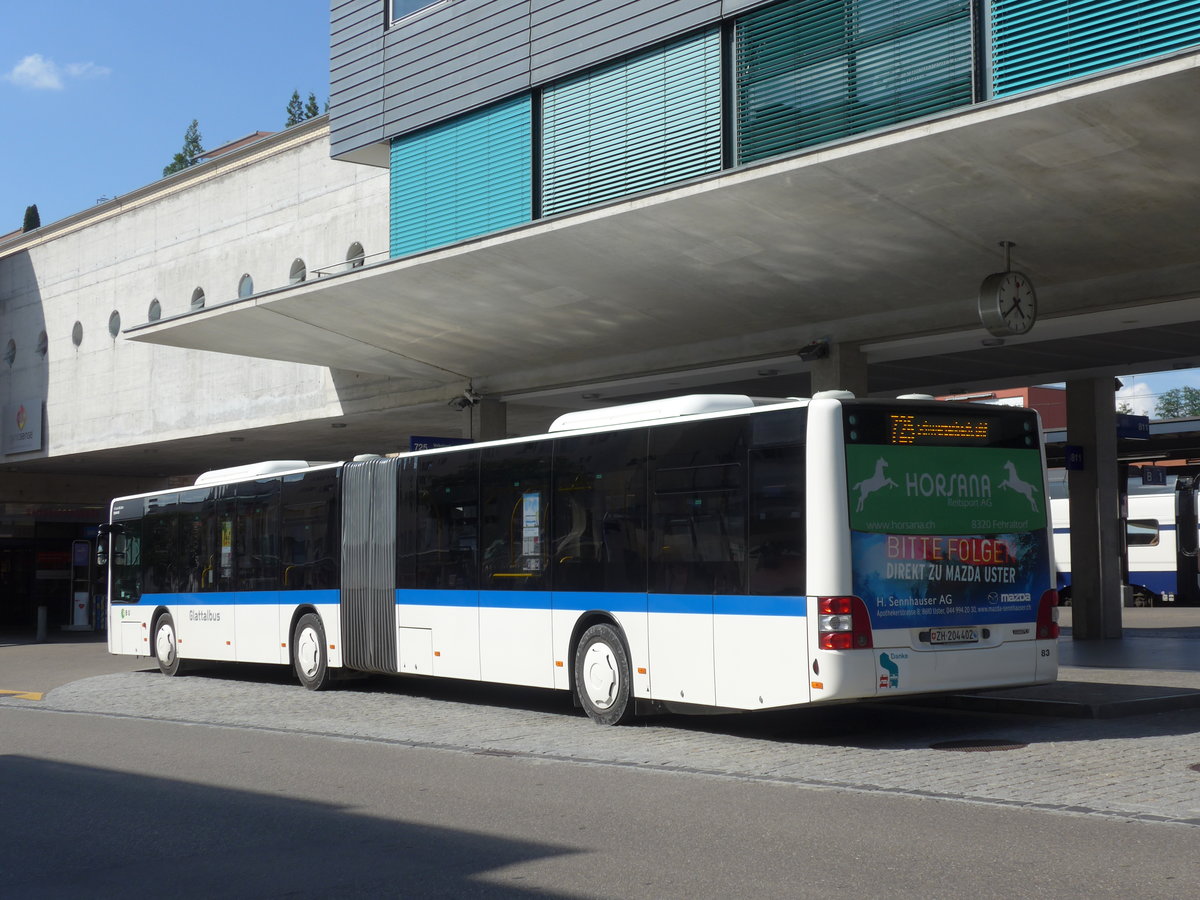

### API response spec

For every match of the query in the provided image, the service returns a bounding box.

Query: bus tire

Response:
[574,623,634,726]
[154,612,184,677]
[293,613,332,691]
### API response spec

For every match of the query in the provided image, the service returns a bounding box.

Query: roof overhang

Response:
[125,53,1200,399]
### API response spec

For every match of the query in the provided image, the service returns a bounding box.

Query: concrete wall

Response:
[0,118,389,465]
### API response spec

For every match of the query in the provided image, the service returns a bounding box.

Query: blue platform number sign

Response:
[1064,445,1084,471]
[1141,466,1166,486]
[1115,413,1150,440]
[410,435,472,452]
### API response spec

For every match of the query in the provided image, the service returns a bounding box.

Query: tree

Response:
[304,91,321,120]
[1155,386,1200,419]
[1116,400,1134,415]
[163,119,204,176]
[22,204,40,232]
[286,90,305,127]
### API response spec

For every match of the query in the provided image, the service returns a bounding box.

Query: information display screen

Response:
[844,403,1040,450]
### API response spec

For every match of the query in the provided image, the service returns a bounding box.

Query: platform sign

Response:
[1064,445,1084,471]
[1141,466,1167,486]
[1116,413,1150,440]
[409,436,472,452]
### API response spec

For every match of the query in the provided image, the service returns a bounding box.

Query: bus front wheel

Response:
[574,623,634,726]
[154,613,184,677]
[293,613,332,691]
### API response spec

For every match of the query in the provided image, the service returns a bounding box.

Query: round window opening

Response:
[238,273,254,299]
[108,310,122,338]
[289,258,307,284]
[72,321,83,347]
[191,288,206,311]
[148,299,162,322]
[346,242,365,270]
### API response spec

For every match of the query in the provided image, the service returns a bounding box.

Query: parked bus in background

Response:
[100,393,1058,724]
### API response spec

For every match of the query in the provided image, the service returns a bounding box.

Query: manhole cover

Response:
[930,739,1028,752]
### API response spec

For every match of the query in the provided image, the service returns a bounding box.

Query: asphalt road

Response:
[2,701,1198,899]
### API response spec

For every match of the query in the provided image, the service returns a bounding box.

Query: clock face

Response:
[979,270,1037,337]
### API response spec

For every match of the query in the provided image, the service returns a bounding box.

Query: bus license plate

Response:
[929,627,979,645]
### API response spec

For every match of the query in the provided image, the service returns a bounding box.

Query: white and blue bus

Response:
[103,393,1059,724]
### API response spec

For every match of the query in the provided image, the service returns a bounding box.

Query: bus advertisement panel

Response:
[845,420,1051,632]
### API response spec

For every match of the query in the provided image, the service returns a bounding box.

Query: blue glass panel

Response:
[390,95,533,258]
[992,0,1200,96]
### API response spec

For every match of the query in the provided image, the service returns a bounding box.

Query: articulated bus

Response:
[102,393,1058,724]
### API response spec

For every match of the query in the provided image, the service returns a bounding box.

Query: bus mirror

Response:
[96,543,108,568]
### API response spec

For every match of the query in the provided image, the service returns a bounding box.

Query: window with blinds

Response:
[992,0,1200,96]
[389,95,533,259]
[540,28,724,217]
[734,0,974,165]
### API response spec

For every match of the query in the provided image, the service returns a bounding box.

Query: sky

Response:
[1,0,331,230]
[3,1,1198,412]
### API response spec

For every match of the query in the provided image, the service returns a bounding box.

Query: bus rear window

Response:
[844,403,1040,450]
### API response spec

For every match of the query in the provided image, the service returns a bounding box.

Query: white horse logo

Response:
[999,461,1039,512]
[853,458,898,512]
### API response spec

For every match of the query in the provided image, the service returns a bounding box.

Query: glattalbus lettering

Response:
[905,472,991,501]
[189,610,221,622]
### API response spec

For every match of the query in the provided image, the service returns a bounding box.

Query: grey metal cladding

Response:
[329,0,779,158]
[330,0,388,160]
[339,457,398,674]
[380,0,532,141]
[529,1,722,84]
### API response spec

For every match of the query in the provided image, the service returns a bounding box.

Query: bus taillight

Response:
[1036,589,1060,640]
[818,596,873,650]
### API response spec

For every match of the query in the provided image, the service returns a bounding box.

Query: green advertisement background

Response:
[846,445,1046,535]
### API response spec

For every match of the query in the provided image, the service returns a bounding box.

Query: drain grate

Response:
[930,739,1028,752]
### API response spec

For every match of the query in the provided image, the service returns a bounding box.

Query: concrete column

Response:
[809,342,869,396]
[1065,377,1124,639]
[478,399,507,441]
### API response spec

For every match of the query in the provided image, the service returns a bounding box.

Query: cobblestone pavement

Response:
[5,665,1198,829]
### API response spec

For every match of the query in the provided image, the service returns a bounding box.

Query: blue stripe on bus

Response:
[134,590,339,606]
[396,589,805,617]
[133,589,806,617]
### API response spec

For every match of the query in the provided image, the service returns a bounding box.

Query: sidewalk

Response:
[933,606,1200,718]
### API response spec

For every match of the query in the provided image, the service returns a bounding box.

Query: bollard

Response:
[36,605,48,643]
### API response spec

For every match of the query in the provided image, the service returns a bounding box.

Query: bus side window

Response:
[552,429,648,593]
[649,418,748,595]
[415,450,481,590]
[748,443,805,596]
[481,442,552,590]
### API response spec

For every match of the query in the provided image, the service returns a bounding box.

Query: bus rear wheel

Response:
[574,623,634,726]
[154,612,184,677]
[293,613,332,691]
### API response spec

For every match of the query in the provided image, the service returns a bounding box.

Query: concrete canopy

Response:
[126,53,1200,406]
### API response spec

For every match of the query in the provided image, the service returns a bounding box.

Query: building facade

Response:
[331,0,1200,263]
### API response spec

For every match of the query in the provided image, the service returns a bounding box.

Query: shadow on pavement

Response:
[0,755,580,898]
